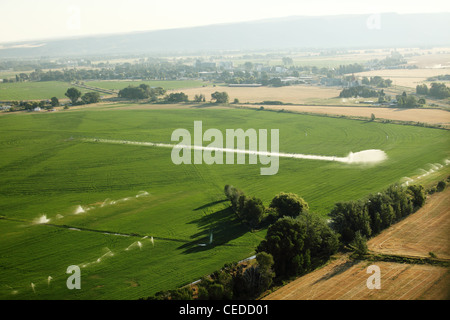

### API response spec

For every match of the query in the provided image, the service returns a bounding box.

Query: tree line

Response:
[118,84,230,104]
[143,177,445,300]
[416,82,450,99]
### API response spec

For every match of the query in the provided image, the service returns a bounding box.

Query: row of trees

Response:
[225,185,339,279]
[118,84,166,100]
[148,252,275,300]
[416,82,450,99]
[361,76,393,88]
[330,184,426,244]
[339,86,382,98]
[118,85,230,104]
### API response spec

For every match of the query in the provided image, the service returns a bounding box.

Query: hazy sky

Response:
[1,0,449,43]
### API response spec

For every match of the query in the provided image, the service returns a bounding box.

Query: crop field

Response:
[0,106,449,300]
[264,254,450,300]
[354,68,450,89]
[244,104,450,127]
[85,80,210,91]
[172,85,341,105]
[0,81,90,101]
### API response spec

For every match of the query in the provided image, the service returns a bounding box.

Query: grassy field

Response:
[0,81,91,101]
[0,80,210,101]
[85,80,211,91]
[0,106,448,300]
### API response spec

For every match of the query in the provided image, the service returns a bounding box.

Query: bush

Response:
[436,180,447,192]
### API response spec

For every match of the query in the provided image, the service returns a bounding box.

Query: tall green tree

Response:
[211,91,229,104]
[269,192,309,218]
[65,87,82,104]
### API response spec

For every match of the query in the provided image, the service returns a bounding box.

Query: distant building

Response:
[33,107,41,112]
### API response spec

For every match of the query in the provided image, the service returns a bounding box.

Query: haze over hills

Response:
[1,12,449,58]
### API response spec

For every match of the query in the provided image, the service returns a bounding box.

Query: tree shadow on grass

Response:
[178,206,250,254]
[193,199,228,211]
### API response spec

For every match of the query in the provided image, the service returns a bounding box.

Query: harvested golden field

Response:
[368,189,450,260]
[248,105,450,126]
[354,68,450,88]
[169,85,341,104]
[264,255,450,300]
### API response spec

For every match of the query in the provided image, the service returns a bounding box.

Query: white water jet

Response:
[150,236,154,247]
[33,215,50,224]
[74,205,85,215]
[30,283,36,293]
[136,191,149,198]
[126,241,143,251]
[86,138,388,165]
[55,214,64,219]
[47,276,53,286]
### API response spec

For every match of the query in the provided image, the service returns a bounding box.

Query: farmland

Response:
[264,254,450,300]
[0,81,89,101]
[264,188,450,300]
[85,80,210,92]
[0,105,449,300]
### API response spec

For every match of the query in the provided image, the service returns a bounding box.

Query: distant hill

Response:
[1,12,449,58]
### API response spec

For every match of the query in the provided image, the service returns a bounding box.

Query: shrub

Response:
[436,180,447,192]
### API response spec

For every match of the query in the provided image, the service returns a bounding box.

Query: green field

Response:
[0,106,449,300]
[0,81,91,101]
[85,80,211,91]
[0,80,210,101]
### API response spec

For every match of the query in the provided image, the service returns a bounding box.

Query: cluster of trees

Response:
[339,86,382,98]
[330,184,426,244]
[336,63,365,75]
[164,92,189,103]
[257,214,339,278]
[361,76,392,88]
[211,91,229,104]
[416,83,450,99]
[65,87,101,105]
[118,84,166,100]
[396,91,425,108]
[224,185,309,228]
